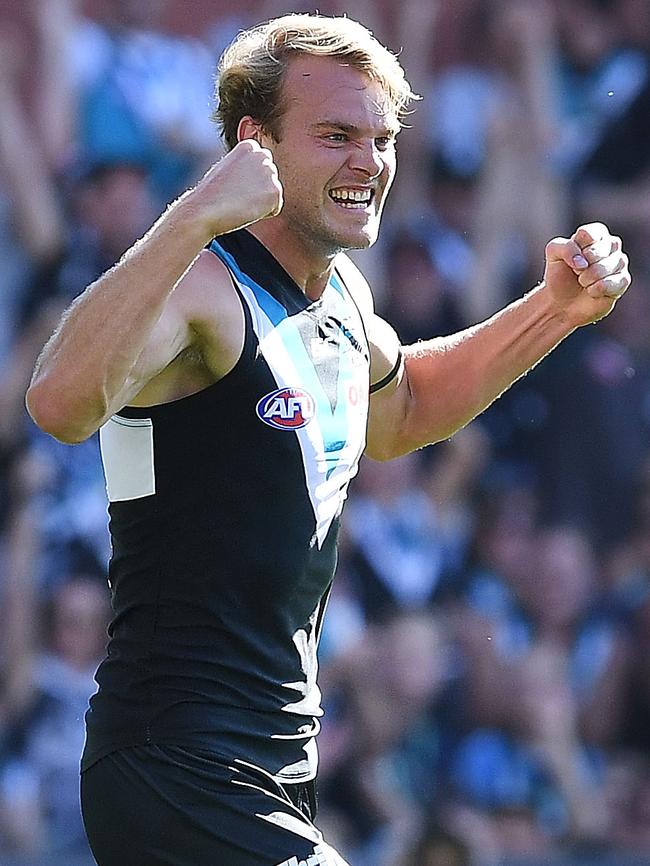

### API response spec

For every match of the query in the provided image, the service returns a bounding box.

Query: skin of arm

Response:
[0,33,65,261]
[365,223,631,461]
[25,140,283,443]
[33,0,80,170]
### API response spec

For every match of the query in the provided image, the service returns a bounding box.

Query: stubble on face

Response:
[265,55,398,263]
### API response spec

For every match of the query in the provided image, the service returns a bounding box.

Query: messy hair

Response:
[214,13,418,151]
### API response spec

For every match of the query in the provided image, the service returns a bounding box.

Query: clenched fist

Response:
[542,222,631,326]
[189,139,284,237]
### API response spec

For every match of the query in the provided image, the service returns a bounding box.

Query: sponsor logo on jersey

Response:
[275,843,332,866]
[256,388,315,430]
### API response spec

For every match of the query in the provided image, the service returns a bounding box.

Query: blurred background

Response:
[1,0,650,864]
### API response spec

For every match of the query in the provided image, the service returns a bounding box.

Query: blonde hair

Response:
[215,13,418,151]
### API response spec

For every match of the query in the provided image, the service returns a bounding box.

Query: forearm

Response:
[0,499,38,725]
[26,193,209,442]
[34,0,80,167]
[27,140,283,442]
[0,80,65,260]
[399,284,576,451]
[533,736,606,839]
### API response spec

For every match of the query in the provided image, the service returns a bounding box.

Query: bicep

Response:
[123,303,193,398]
[112,251,243,411]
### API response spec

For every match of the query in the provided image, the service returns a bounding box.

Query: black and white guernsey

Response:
[82,229,371,785]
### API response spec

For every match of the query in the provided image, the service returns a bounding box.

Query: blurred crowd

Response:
[1,0,650,864]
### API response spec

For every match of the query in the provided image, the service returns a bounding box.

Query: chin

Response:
[331,221,380,251]
[346,230,379,251]
[297,212,380,255]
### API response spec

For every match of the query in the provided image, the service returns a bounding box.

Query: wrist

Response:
[528,281,581,333]
[179,183,245,240]
[167,189,220,247]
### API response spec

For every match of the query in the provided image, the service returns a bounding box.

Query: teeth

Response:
[330,189,372,206]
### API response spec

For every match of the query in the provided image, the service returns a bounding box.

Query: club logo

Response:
[256,387,315,430]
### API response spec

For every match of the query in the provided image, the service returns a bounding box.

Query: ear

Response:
[237,115,264,144]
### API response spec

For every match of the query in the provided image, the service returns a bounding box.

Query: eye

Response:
[324,133,348,143]
[375,136,395,151]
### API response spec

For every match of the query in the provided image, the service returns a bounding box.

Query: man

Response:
[26,13,630,866]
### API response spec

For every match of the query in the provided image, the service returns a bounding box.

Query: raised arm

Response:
[26,141,283,444]
[366,222,631,460]
[0,31,65,261]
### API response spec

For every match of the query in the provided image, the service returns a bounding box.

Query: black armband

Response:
[369,348,403,395]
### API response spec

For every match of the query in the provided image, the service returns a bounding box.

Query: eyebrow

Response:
[312,120,400,137]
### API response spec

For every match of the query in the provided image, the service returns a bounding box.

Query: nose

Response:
[348,140,384,179]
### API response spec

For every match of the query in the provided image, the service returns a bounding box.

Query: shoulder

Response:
[333,255,401,390]
[178,246,243,334]
[167,247,246,379]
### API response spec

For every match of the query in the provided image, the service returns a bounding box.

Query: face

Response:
[261,54,399,258]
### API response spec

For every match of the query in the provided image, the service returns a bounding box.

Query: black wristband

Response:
[369,348,403,395]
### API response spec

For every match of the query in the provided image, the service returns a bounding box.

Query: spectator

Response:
[345,453,453,621]
[0,575,110,862]
[0,24,64,438]
[463,524,630,745]
[552,0,649,177]
[450,643,609,858]
[528,261,650,548]
[397,822,472,866]
[379,230,466,345]
[34,0,218,203]
[320,611,458,866]
[2,1,650,863]
[454,481,540,728]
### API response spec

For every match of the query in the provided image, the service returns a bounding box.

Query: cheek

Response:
[272,158,311,202]
[381,158,397,192]
[279,168,328,212]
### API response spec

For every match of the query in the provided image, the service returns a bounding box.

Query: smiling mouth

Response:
[328,188,375,209]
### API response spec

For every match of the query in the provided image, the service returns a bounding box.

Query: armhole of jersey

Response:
[112,248,257,423]
[205,241,257,378]
[333,263,371,350]
[334,263,402,395]
[221,266,257,373]
[369,348,403,394]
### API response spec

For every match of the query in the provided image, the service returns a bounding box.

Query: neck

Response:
[248,220,338,301]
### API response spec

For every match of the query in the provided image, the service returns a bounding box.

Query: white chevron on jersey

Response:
[234,277,368,548]
[280,613,322,717]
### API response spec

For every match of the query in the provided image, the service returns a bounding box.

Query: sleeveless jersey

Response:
[82,229,370,783]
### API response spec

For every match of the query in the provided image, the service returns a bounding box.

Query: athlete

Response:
[25,13,631,866]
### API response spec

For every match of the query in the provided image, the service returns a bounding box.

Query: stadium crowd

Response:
[1,0,650,864]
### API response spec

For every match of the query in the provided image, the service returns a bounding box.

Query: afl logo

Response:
[256,387,315,430]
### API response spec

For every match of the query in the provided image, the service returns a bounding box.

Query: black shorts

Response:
[81,745,348,866]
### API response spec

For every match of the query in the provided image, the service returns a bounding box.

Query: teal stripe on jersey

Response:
[210,239,288,325]
[209,239,355,479]
[329,272,345,298]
